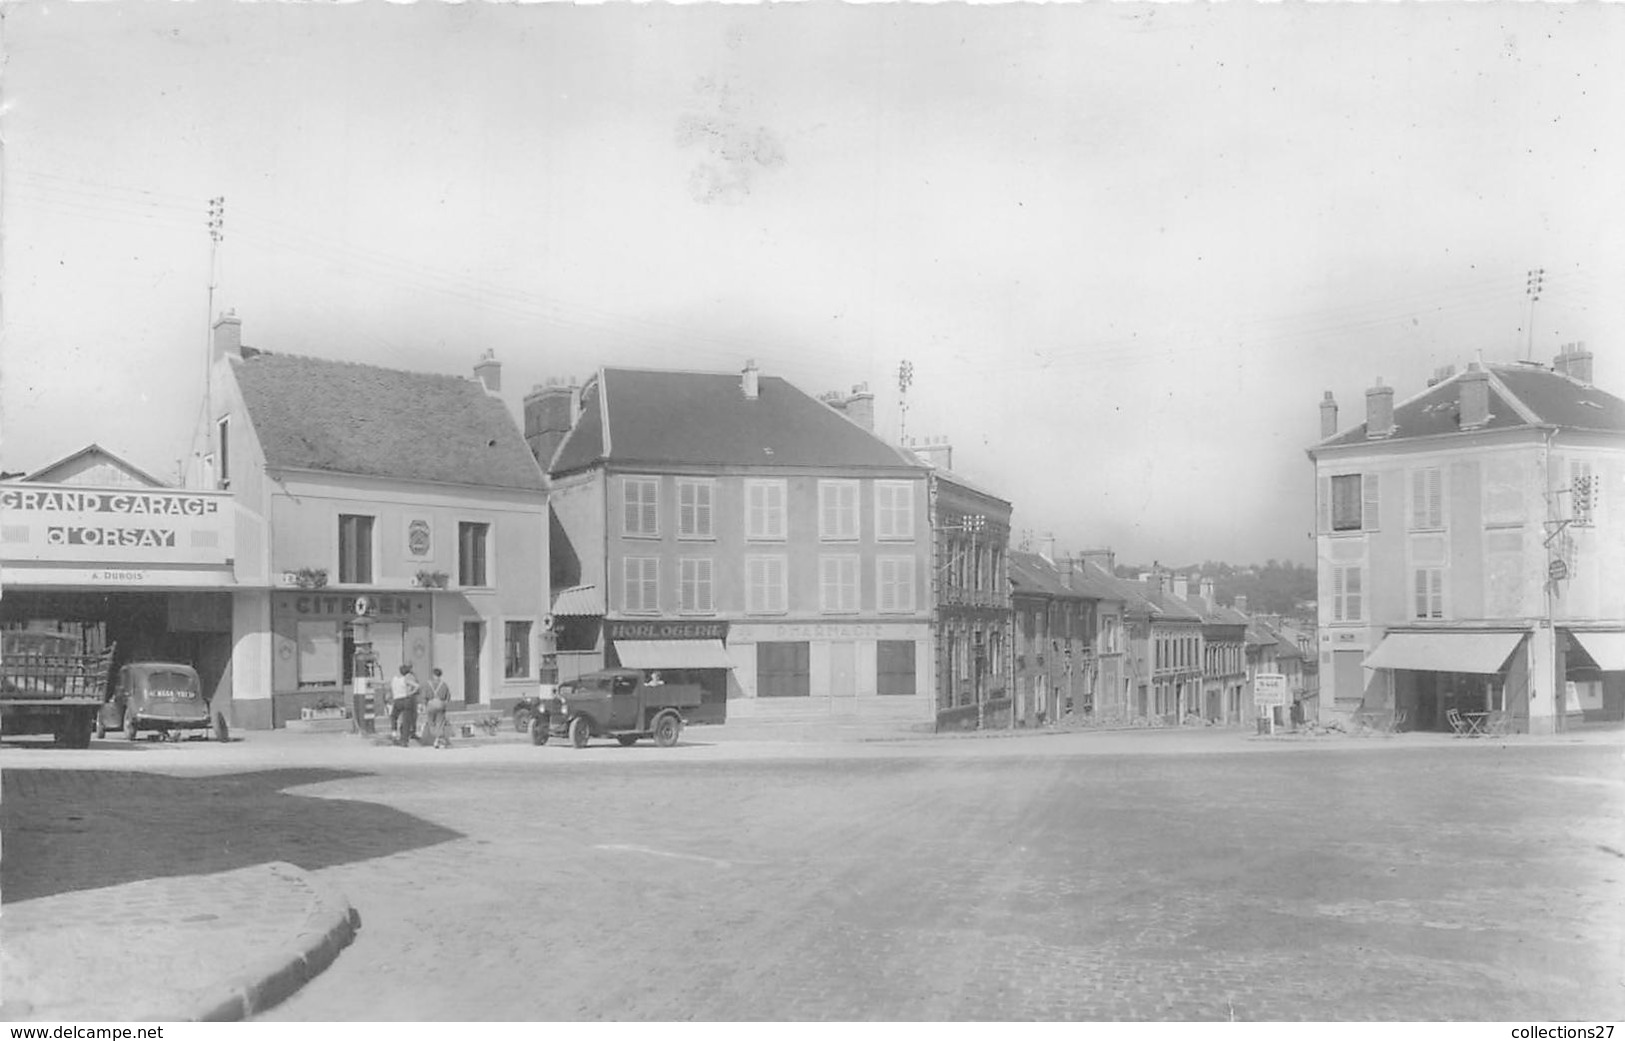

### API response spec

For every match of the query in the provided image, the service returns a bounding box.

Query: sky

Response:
[4,2,1623,567]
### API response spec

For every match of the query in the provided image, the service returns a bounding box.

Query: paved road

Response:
[6,728,1623,1020]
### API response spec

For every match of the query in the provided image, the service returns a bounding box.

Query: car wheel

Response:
[616,735,638,747]
[569,714,591,749]
[513,707,535,734]
[529,714,550,746]
[124,709,138,742]
[653,712,682,748]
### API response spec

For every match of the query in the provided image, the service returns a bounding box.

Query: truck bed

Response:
[0,649,116,703]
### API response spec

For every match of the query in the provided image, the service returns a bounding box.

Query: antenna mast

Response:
[1524,266,1544,361]
[897,359,914,444]
[204,196,225,481]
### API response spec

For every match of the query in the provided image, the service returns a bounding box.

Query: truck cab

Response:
[531,668,701,749]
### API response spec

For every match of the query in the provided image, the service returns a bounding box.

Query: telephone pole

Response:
[1524,267,1544,361]
[203,196,225,481]
[897,359,914,445]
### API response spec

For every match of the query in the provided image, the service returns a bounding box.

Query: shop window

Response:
[757,640,810,697]
[680,558,714,613]
[818,480,860,541]
[459,522,490,587]
[297,621,340,688]
[875,481,915,540]
[338,514,374,584]
[746,555,787,614]
[745,480,786,540]
[623,557,659,614]
[623,478,659,537]
[504,620,531,680]
[678,479,713,539]
[877,556,916,613]
[819,555,859,614]
[878,640,916,696]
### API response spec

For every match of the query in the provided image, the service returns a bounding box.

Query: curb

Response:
[187,863,361,1022]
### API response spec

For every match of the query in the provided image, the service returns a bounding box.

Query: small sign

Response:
[1253,673,1288,707]
[1548,558,1568,581]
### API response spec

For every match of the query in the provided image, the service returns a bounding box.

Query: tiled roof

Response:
[1120,580,1205,622]
[233,352,545,491]
[1066,560,1128,602]
[550,367,921,475]
[1009,551,1075,600]
[1316,363,1625,449]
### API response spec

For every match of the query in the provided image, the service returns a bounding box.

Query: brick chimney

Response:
[842,383,874,431]
[1172,574,1189,601]
[1459,362,1490,429]
[474,350,502,394]
[1200,577,1215,605]
[212,310,242,359]
[523,378,579,471]
[1038,533,1056,563]
[1234,594,1249,614]
[1058,556,1075,576]
[1365,378,1394,439]
[1554,342,1594,384]
[1078,548,1116,575]
[912,436,953,471]
[741,359,760,401]
[1319,391,1339,439]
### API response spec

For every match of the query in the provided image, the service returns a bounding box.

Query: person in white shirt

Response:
[388,664,421,747]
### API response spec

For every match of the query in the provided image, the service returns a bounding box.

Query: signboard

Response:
[604,620,728,641]
[1548,558,1569,581]
[1253,673,1289,707]
[404,516,433,560]
[0,485,233,565]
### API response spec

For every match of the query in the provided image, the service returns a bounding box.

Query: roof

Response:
[1118,578,1205,623]
[19,443,168,487]
[233,352,545,491]
[1066,560,1128,603]
[1316,363,1625,451]
[550,367,922,475]
[1009,551,1076,600]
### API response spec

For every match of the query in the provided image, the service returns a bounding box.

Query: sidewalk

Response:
[0,861,359,1022]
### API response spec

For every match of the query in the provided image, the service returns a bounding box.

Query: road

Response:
[5,727,1623,1020]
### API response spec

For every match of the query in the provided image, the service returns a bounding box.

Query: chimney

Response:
[1058,556,1075,576]
[843,382,874,431]
[1038,533,1056,563]
[1234,594,1249,614]
[1142,565,1166,595]
[523,377,579,470]
[741,359,760,401]
[1200,577,1215,605]
[1554,342,1594,384]
[474,350,502,394]
[1365,378,1395,439]
[1319,391,1339,439]
[914,436,953,471]
[1078,548,1116,575]
[1427,364,1457,388]
[212,310,242,359]
[1459,362,1490,429]
[1172,574,1189,602]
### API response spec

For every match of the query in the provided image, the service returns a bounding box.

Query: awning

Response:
[614,639,734,670]
[1364,631,1525,674]
[550,584,603,617]
[1571,632,1625,671]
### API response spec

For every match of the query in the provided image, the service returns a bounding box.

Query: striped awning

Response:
[614,639,734,670]
[1571,631,1625,671]
[550,584,603,617]
[1364,631,1525,674]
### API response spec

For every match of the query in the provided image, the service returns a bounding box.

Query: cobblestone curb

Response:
[190,863,361,1022]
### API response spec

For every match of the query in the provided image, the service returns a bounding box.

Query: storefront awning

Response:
[614,639,734,670]
[551,584,603,617]
[1571,632,1625,671]
[1364,631,1525,674]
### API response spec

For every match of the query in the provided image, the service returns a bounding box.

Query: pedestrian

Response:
[389,664,421,747]
[423,667,453,749]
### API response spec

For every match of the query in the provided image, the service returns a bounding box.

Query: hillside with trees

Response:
[1115,559,1316,619]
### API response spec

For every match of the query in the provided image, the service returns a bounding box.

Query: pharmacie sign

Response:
[0,486,231,565]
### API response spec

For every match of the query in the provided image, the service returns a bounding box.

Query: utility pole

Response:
[897,359,914,445]
[1524,267,1544,361]
[204,196,225,484]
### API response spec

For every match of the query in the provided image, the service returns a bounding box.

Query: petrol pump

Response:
[348,596,380,735]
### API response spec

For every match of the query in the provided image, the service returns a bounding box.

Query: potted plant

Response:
[294,567,328,590]
[415,569,449,589]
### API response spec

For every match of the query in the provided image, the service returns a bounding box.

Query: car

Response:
[96,661,222,742]
[529,668,697,749]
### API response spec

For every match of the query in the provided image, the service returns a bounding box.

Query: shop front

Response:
[267,590,434,728]
[726,620,932,722]
[1364,629,1531,733]
[1563,629,1625,724]
[602,619,731,725]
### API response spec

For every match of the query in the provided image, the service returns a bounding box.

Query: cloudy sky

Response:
[4,2,1622,566]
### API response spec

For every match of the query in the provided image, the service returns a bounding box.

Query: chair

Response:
[1391,709,1409,733]
[1446,707,1468,737]
[1484,710,1513,737]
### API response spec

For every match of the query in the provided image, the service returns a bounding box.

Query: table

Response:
[1461,711,1490,737]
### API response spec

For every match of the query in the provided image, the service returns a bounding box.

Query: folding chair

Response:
[1446,707,1468,737]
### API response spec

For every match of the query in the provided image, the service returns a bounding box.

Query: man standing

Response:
[389,664,421,747]
[422,667,453,749]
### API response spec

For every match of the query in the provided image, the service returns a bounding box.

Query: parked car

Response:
[96,661,223,742]
[530,668,698,748]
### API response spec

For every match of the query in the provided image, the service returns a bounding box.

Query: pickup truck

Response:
[528,668,700,749]
[0,629,116,748]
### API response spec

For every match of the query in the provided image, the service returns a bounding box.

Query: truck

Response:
[528,668,700,749]
[0,629,117,748]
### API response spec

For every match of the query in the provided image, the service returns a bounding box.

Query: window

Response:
[757,641,810,698]
[623,557,659,614]
[458,522,490,587]
[677,480,713,538]
[745,480,786,540]
[679,558,714,614]
[1409,467,1444,530]
[296,621,339,687]
[877,556,916,613]
[338,514,374,584]
[875,481,915,540]
[1332,565,1364,622]
[1413,567,1445,620]
[623,478,659,537]
[504,620,532,680]
[818,481,860,540]
[746,555,787,614]
[1328,473,1379,532]
[819,555,859,614]
[216,417,230,486]
[878,640,916,696]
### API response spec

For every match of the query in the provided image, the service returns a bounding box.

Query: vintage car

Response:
[96,661,218,742]
[529,668,699,749]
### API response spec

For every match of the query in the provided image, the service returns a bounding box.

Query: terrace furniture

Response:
[1446,707,1469,737]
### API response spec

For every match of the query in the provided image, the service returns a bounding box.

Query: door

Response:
[609,674,639,729]
[830,641,856,698]
[462,622,483,705]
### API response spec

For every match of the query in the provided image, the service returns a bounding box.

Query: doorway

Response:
[462,621,483,705]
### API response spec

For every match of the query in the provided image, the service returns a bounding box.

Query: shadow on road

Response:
[1,768,463,903]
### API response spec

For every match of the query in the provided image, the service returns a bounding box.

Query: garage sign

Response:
[0,483,232,566]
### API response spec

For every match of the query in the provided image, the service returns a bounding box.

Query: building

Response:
[1119,568,1206,724]
[185,314,549,728]
[528,362,936,723]
[1183,576,1250,725]
[1067,552,1130,723]
[1307,346,1625,734]
[1008,548,1092,727]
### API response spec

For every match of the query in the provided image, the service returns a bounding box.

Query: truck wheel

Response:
[514,707,535,734]
[124,709,138,742]
[569,714,591,749]
[62,711,93,749]
[529,715,550,746]
[616,735,638,747]
[653,712,682,748]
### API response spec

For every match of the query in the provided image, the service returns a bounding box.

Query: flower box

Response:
[301,706,351,721]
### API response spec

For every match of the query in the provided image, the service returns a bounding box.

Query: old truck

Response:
[528,668,699,749]
[0,629,117,748]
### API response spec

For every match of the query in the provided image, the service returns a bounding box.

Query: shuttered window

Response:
[623,557,658,614]
[818,481,860,541]
[1323,472,1380,532]
[677,480,713,538]
[623,478,659,537]
[877,556,916,613]
[819,555,859,614]
[746,555,787,614]
[1409,467,1444,530]
[679,558,714,614]
[745,480,787,540]
[1412,567,1445,619]
[1332,565,1363,622]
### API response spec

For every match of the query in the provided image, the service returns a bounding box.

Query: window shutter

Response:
[1426,468,1443,528]
[1318,477,1331,533]
[1361,472,1380,531]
